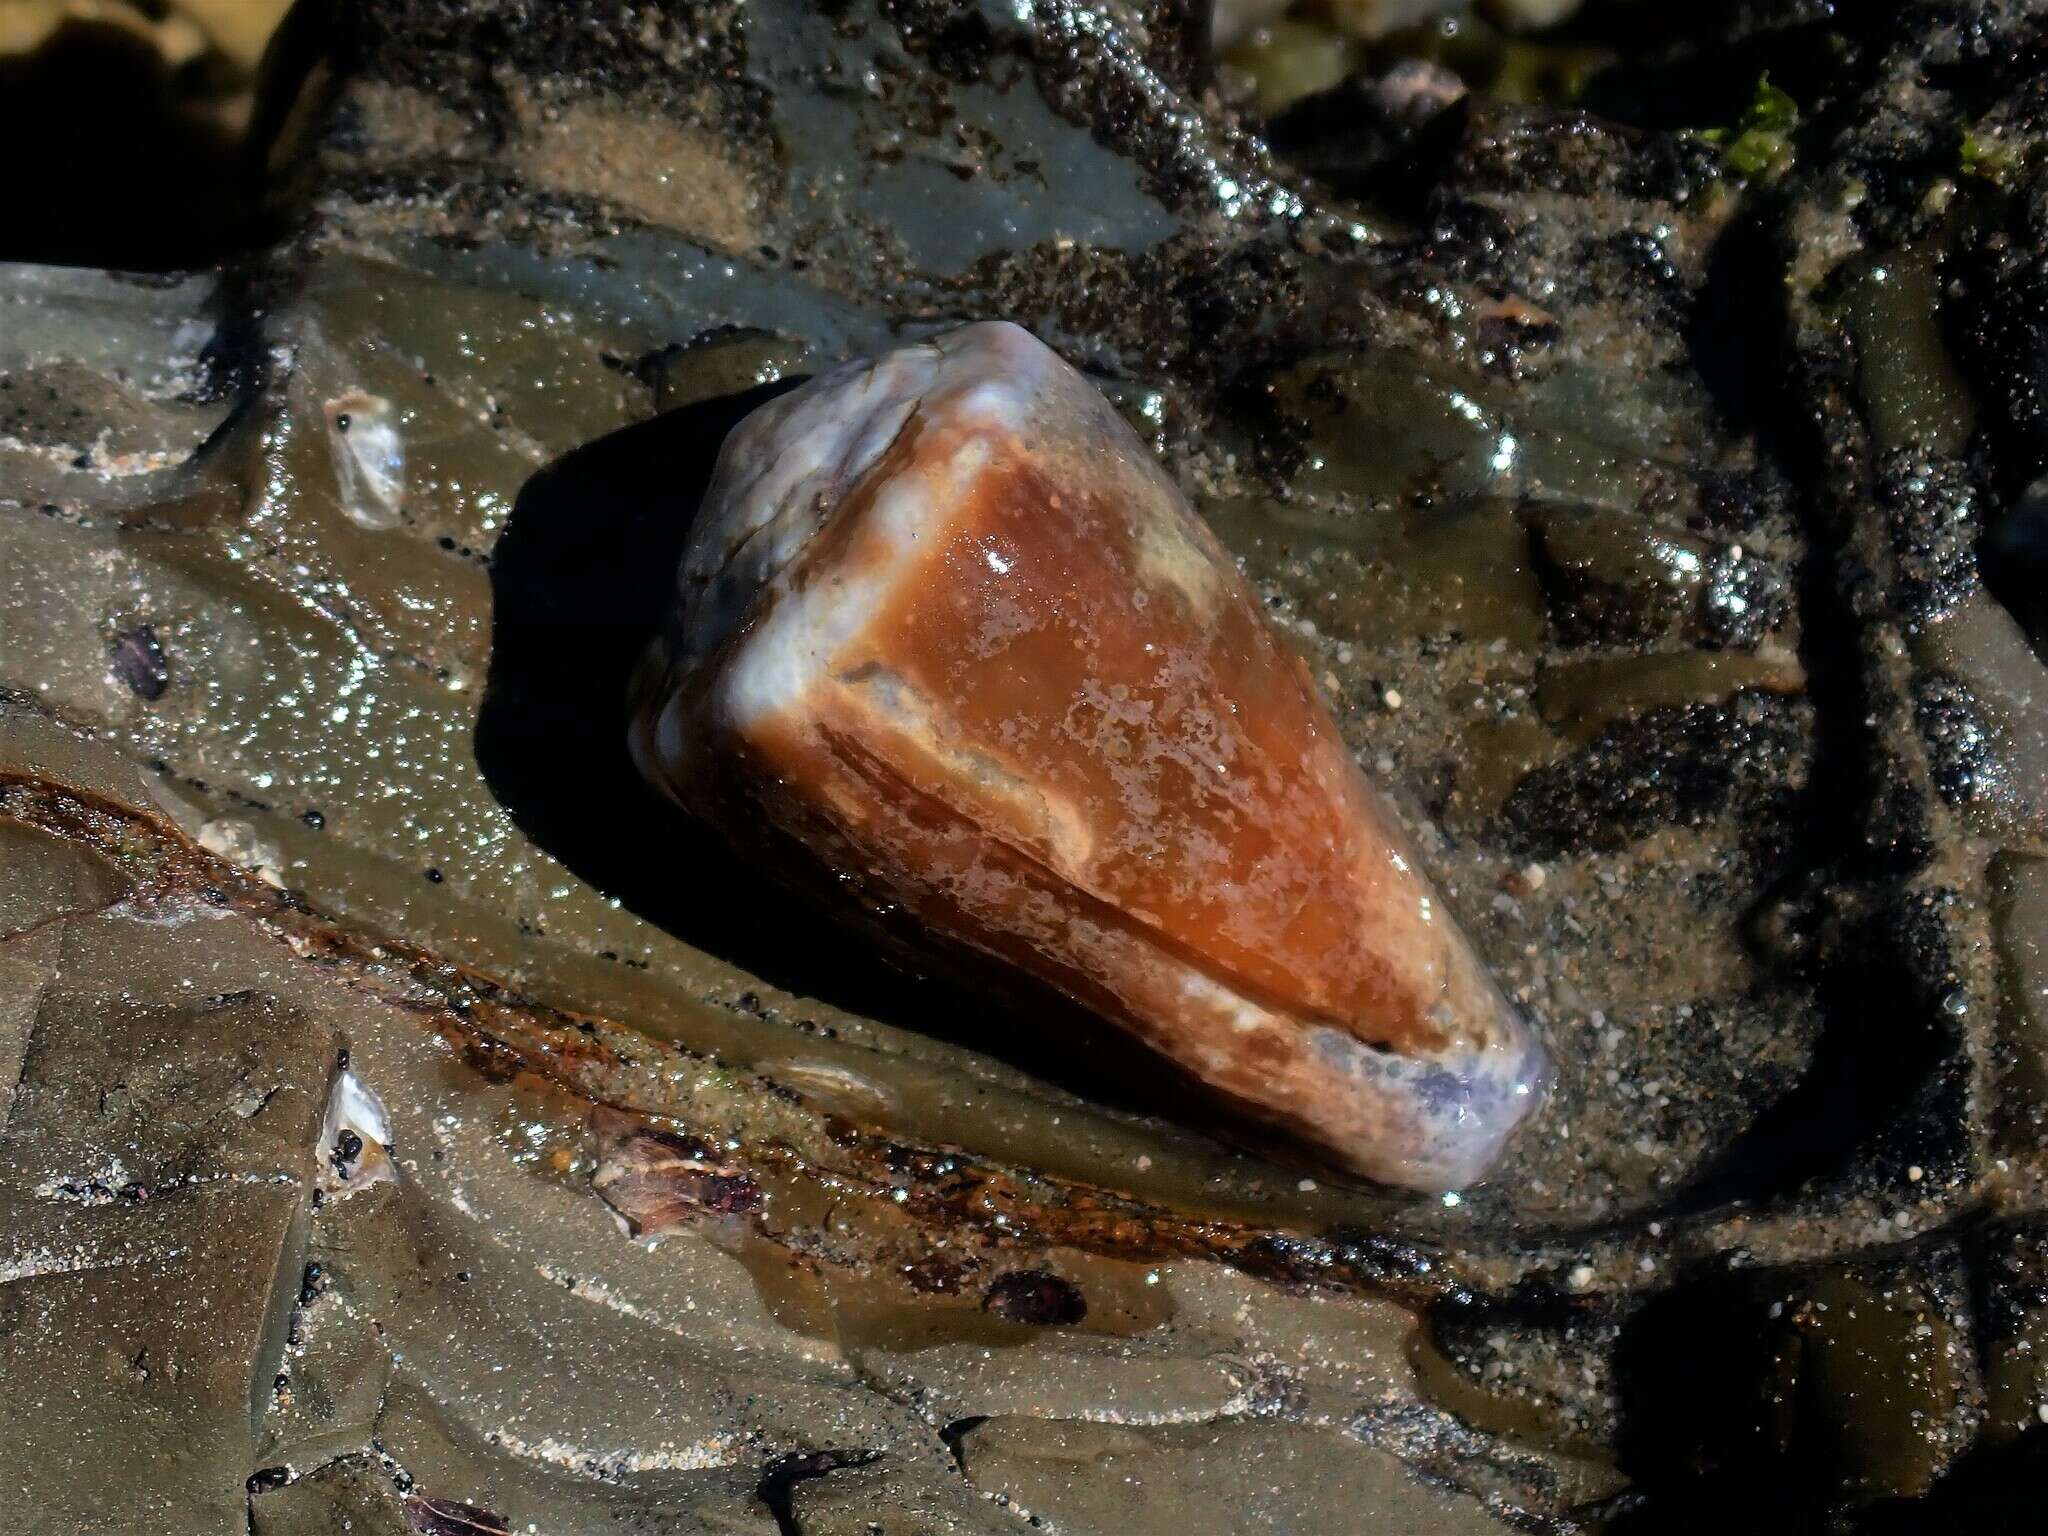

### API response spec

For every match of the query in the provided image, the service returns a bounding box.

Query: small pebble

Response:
[107,625,170,701]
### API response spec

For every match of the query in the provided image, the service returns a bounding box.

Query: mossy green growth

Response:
[1960,128,2026,187]
[1701,74,1799,182]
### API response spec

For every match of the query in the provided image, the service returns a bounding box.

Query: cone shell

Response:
[632,322,1547,1191]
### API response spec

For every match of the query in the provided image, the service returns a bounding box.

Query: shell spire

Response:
[632,321,1548,1191]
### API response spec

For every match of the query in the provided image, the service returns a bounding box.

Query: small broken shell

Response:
[631,322,1547,1191]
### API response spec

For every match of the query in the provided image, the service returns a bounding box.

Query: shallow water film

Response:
[5,0,2048,1531]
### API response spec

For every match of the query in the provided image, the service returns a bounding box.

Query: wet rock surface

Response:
[6,0,2048,1529]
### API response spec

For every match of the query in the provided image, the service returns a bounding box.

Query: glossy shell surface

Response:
[634,322,1547,1190]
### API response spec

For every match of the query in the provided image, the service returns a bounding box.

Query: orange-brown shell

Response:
[633,322,1547,1190]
